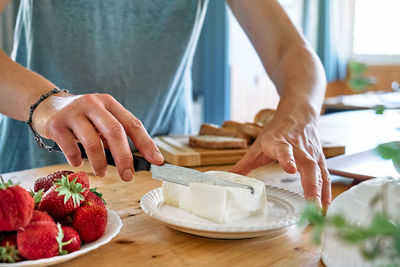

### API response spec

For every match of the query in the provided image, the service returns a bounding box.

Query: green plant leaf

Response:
[366,214,398,236]
[374,105,386,115]
[298,202,324,226]
[349,61,367,74]
[376,142,400,160]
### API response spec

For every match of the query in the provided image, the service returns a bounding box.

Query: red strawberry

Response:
[61,226,81,253]
[17,221,59,260]
[67,172,90,198]
[85,189,106,207]
[30,210,54,223]
[0,177,34,231]
[34,170,73,193]
[72,205,107,242]
[0,235,20,263]
[1,234,17,247]
[38,175,86,219]
[58,215,73,227]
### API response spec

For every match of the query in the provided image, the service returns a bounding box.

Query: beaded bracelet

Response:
[26,88,69,152]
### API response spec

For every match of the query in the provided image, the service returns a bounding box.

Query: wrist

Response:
[28,88,70,145]
[276,99,319,123]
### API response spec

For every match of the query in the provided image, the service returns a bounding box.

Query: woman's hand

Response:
[32,92,164,181]
[230,115,331,210]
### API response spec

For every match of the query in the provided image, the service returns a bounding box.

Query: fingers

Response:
[295,150,323,207]
[47,122,83,167]
[100,94,164,165]
[270,141,297,174]
[229,141,274,175]
[85,104,135,182]
[40,93,161,182]
[319,159,331,212]
[68,116,107,177]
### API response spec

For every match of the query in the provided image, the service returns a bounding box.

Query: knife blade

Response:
[51,143,254,193]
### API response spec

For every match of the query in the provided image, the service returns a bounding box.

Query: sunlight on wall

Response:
[228,1,304,122]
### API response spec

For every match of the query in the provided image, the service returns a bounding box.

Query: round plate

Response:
[140,186,306,239]
[1,209,122,267]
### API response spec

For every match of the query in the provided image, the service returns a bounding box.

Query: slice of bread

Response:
[199,123,252,143]
[189,135,248,149]
[254,109,275,127]
[222,120,262,138]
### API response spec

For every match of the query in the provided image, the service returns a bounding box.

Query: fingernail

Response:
[123,169,134,181]
[96,169,107,177]
[69,159,84,168]
[289,160,296,170]
[152,150,164,163]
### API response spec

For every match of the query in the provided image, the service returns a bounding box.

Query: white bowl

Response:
[321,177,400,267]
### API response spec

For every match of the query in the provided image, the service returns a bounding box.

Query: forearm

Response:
[272,45,326,125]
[227,0,326,122]
[0,49,57,121]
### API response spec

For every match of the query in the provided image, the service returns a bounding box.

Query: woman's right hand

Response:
[32,92,164,181]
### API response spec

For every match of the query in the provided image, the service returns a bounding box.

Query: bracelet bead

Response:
[26,88,69,152]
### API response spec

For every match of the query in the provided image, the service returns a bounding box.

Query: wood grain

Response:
[1,160,351,267]
[155,136,345,167]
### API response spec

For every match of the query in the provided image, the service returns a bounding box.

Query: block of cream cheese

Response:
[162,171,267,223]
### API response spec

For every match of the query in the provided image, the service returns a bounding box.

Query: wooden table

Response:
[2,110,400,266]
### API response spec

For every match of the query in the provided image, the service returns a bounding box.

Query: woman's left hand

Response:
[230,115,331,211]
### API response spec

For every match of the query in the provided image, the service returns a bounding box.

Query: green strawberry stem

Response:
[0,176,14,190]
[0,244,20,263]
[54,175,86,207]
[90,187,107,205]
[56,223,73,255]
[31,189,44,206]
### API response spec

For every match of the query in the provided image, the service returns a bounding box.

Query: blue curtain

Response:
[192,1,230,125]
[0,0,20,55]
[303,0,347,81]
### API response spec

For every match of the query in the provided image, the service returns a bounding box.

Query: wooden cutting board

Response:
[154,135,345,167]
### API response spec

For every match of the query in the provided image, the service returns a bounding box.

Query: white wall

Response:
[229,0,305,122]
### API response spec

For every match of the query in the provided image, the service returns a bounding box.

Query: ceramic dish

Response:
[322,177,400,267]
[1,209,122,267]
[140,185,306,239]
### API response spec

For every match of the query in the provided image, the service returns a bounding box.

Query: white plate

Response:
[140,186,306,239]
[1,209,122,267]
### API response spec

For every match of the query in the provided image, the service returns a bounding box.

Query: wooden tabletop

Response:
[2,110,399,266]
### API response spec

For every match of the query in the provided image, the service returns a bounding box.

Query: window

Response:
[352,0,400,65]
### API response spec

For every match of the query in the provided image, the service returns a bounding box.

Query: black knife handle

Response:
[52,142,151,172]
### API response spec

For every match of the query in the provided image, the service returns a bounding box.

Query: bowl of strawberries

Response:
[0,171,122,266]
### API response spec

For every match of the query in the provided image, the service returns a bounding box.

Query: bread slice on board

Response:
[199,123,252,143]
[254,109,275,127]
[222,120,262,138]
[189,135,248,149]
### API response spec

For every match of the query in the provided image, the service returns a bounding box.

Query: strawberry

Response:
[85,188,106,207]
[38,175,86,219]
[61,226,81,253]
[17,221,72,260]
[30,210,54,223]
[0,176,34,231]
[72,205,107,242]
[33,170,73,193]
[1,234,17,247]
[17,221,59,260]
[67,172,90,198]
[58,215,73,227]
[0,235,20,263]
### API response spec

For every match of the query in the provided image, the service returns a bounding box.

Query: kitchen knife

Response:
[51,143,254,193]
